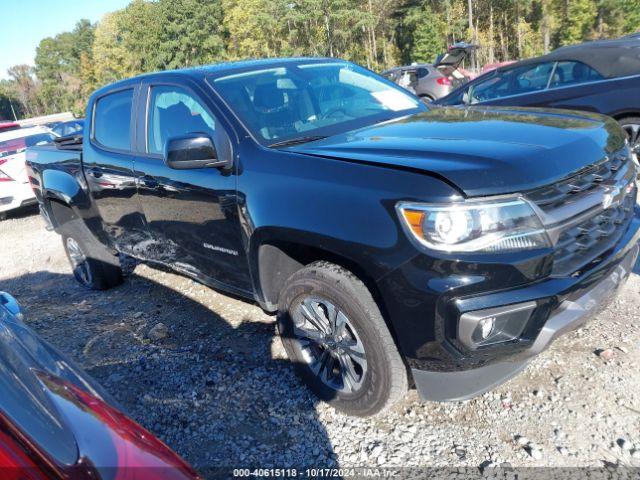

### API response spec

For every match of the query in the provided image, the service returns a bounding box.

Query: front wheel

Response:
[277,261,408,417]
[619,116,640,154]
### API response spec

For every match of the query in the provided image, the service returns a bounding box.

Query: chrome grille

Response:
[528,152,628,211]
[551,191,636,276]
[527,146,637,277]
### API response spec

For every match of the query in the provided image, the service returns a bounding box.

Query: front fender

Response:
[240,145,460,307]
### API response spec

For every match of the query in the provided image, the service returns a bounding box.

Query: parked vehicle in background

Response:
[436,38,640,153]
[381,43,477,101]
[0,126,56,220]
[0,291,200,479]
[0,121,20,132]
[27,58,639,416]
[18,112,75,129]
[481,61,515,74]
[51,119,84,137]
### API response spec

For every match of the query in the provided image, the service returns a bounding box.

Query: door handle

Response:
[140,176,159,189]
[86,168,102,179]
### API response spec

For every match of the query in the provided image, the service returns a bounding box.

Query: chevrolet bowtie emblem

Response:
[602,182,629,209]
[602,191,615,209]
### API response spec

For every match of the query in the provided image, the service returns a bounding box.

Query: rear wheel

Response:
[277,261,407,417]
[61,220,123,290]
[618,117,640,154]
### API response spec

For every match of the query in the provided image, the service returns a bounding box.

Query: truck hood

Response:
[287,106,625,197]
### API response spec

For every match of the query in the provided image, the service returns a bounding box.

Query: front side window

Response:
[469,63,554,103]
[211,62,423,145]
[147,86,216,155]
[93,89,133,151]
[513,62,555,93]
[468,73,511,103]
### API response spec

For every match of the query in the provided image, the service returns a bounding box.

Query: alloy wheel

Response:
[291,297,367,394]
[622,123,640,155]
[66,237,92,286]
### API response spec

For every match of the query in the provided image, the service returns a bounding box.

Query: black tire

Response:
[277,261,408,417]
[0,212,6,221]
[420,95,435,104]
[61,220,123,290]
[618,116,640,153]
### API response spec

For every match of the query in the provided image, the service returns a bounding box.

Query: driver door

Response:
[133,79,251,293]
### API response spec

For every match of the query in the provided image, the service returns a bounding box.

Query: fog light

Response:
[478,316,495,339]
[458,301,537,350]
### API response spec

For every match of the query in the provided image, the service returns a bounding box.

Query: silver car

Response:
[381,43,477,102]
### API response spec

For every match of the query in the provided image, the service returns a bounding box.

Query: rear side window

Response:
[549,61,603,88]
[93,89,133,151]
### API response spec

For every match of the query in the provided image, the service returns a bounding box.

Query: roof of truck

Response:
[92,57,344,97]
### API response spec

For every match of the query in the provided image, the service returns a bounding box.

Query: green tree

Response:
[619,0,640,34]
[5,65,42,118]
[92,11,136,87]
[155,0,226,68]
[0,86,22,121]
[34,19,95,115]
[558,0,598,45]
[397,2,446,64]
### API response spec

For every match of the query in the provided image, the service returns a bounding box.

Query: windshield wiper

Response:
[269,135,328,148]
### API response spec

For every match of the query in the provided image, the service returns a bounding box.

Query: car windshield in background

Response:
[210,62,425,146]
[0,133,56,158]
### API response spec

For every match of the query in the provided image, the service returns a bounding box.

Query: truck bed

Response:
[25,141,83,205]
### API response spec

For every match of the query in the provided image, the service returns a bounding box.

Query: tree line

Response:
[1,0,639,120]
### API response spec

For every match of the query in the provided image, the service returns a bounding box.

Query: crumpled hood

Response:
[288,106,626,197]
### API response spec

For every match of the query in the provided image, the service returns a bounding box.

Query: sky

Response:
[0,0,133,79]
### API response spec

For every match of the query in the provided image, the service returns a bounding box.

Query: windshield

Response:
[210,62,424,145]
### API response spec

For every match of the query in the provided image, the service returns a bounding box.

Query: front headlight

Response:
[397,198,551,253]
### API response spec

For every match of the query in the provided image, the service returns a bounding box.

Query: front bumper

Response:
[411,242,638,401]
[0,181,36,213]
[378,210,640,401]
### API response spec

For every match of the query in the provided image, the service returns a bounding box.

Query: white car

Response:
[0,126,57,220]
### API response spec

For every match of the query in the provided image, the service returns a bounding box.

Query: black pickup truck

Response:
[27,58,639,417]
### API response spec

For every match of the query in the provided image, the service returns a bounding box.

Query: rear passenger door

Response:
[133,79,251,294]
[84,85,149,254]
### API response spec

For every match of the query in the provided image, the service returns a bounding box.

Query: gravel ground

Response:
[1,208,640,475]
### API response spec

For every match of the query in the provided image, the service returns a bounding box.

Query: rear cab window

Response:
[93,89,134,151]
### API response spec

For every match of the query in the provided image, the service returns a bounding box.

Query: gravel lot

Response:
[1,208,640,475]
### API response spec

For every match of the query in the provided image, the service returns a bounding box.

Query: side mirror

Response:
[164,134,227,170]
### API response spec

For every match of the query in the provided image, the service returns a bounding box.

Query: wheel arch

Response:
[610,110,640,121]
[250,232,396,329]
[253,238,405,356]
